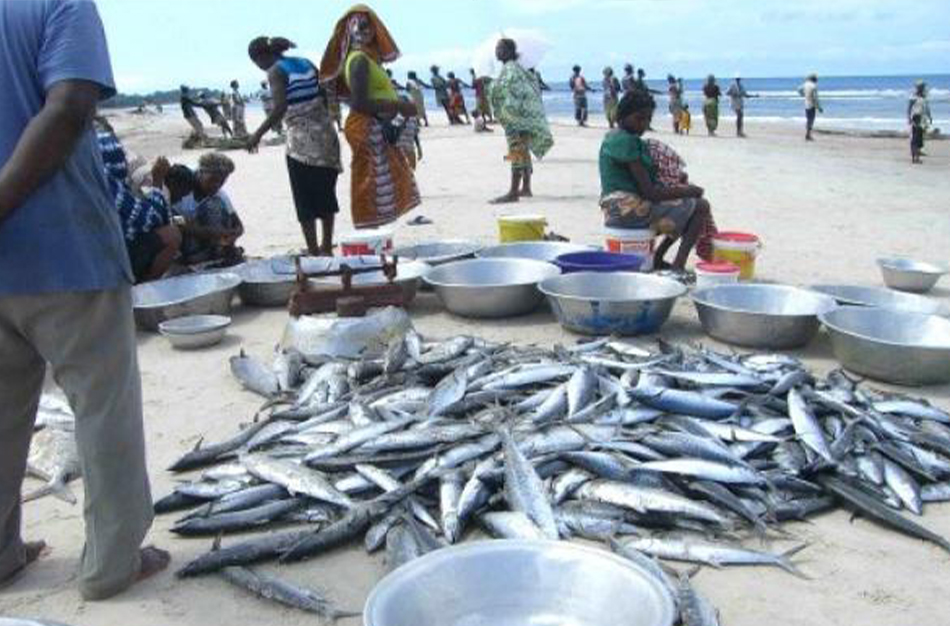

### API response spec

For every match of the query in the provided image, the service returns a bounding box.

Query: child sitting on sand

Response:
[680,104,692,135]
[911,114,924,164]
[473,110,494,133]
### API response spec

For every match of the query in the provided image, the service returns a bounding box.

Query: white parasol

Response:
[471,28,551,78]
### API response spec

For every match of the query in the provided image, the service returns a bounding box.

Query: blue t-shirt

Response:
[0,0,132,294]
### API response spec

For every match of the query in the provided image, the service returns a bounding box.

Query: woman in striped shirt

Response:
[247,36,342,256]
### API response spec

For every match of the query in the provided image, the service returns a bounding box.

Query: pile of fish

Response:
[156,331,950,624]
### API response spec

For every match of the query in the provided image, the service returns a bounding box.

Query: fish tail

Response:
[22,480,76,505]
[777,543,810,578]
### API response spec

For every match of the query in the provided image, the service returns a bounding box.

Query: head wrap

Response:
[320,4,400,98]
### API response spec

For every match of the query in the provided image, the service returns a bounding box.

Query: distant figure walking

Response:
[799,73,822,141]
[726,75,756,137]
[471,68,494,123]
[180,85,206,141]
[229,80,248,138]
[602,67,621,129]
[667,75,684,134]
[490,38,554,203]
[429,66,455,124]
[908,80,933,132]
[621,64,636,93]
[406,71,430,127]
[447,71,471,124]
[702,75,721,136]
[569,65,592,127]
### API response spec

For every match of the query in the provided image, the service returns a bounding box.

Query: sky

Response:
[96,0,950,94]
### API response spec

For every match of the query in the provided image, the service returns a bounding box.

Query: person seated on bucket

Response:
[598,90,712,271]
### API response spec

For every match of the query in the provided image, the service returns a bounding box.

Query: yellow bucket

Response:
[498,214,547,243]
[711,232,761,280]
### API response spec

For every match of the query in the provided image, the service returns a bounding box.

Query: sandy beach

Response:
[4,107,950,626]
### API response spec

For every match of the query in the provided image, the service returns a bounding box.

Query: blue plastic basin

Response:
[554,251,645,274]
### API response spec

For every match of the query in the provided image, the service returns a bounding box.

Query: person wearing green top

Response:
[489,38,554,204]
[598,90,711,271]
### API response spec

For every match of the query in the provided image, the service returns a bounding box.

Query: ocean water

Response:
[161,74,948,133]
[533,74,950,131]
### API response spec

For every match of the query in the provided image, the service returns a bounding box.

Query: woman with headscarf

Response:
[702,74,721,136]
[489,38,553,204]
[247,36,342,256]
[321,5,420,229]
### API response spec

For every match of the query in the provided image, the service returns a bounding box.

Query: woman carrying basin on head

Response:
[321,5,420,229]
[598,90,711,271]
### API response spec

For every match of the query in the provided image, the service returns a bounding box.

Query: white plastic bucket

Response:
[604,227,655,271]
[340,228,394,257]
[695,261,741,289]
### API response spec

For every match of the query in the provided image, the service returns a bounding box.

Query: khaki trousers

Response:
[0,287,153,599]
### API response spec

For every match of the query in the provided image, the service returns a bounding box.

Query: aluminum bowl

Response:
[877,257,949,293]
[392,240,481,266]
[364,540,675,626]
[307,259,431,305]
[811,284,946,316]
[424,259,561,318]
[540,272,686,335]
[820,307,950,386]
[235,259,297,307]
[158,314,231,349]
[692,284,838,349]
[477,241,594,263]
[132,272,241,331]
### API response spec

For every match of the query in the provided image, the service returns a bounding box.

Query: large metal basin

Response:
[811,284,946,316]
[364,540,675,626]
[540,272,686,335]
[877,257,949,294]
[235,259,297,307]
[692,284,838,349]
[424,259,561,318]
[477,241,594,263]
[392,240,481,266]
[820,306,950,386]
[132,272,241,331]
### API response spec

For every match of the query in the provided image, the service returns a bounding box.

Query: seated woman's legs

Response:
[671,198,711,270]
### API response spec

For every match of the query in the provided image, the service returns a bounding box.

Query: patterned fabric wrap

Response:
[97,131,170,243]
[344,112,420,228]
[505,132,533,172]
[491,60,553,160]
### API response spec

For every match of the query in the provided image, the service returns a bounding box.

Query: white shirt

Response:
[800,80,820,110]
[172,189,233,220]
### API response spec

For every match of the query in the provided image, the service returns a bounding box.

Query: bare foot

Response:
[0,540,47,589]
[137,546,171,583]
[490,193,519,204]
[519,189,533,198]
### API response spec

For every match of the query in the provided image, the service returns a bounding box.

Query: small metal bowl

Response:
[692,284,838,349]
[364,540,676,626]
[425,258,561,318]
[132,272,241,331]
[158,314,231,349]
[392,240,481,266]
[811,284,946,316]
[477,241,594,263]
[877,257,950,294]
[541,272,686,335]
[820,306,950,386]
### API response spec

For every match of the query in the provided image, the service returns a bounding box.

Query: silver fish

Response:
[501,429,560,540]
[230,350,280,398]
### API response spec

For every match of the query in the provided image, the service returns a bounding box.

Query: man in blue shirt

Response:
[0,0,168,599]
